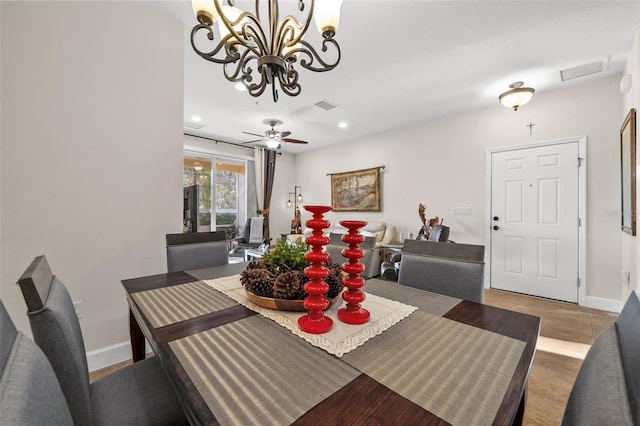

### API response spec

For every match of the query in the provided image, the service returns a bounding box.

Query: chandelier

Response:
[191,0,343,102]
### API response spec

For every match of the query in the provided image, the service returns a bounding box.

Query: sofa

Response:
[562,291,640,425]
[317,221,396,278]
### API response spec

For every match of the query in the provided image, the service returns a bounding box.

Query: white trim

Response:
[585,296,621,314]
[184,144,255,162]
[484,137,587,306]
[86,340,132,372]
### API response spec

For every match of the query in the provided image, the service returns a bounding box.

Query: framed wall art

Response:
[621,108,636,236]
[330,166,381,212]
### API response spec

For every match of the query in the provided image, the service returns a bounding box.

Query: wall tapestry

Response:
[621,108,636,236]
[330,167,381,212]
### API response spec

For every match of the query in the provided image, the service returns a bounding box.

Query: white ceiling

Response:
[149,1,640,154]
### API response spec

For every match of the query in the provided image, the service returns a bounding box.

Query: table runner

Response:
[342,310,526,426]
[169,315,360,426]
[130,281,237,328]
[204,274,417,357]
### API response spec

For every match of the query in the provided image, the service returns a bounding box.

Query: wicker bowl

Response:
[244,289,336,312]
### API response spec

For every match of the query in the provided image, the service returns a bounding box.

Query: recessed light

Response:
[338,122,348,128]
[235,83,247,91]
[190,115,202,122]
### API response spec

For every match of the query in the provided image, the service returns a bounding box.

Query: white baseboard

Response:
[585,296,621,314]
[86,340,133,372]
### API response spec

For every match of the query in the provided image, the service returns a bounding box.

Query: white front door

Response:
[490,142,580,303]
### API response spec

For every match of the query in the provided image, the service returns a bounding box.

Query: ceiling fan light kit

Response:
[499,81,535,111]
[242,119,310,149]
[191,0,343,102]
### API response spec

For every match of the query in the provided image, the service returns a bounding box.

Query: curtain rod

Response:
[326,165,385,176]
[184,132,282,155]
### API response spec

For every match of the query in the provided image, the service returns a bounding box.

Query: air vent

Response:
[560,61,604,81]
[315,99,339,111]
[184,120,205,130]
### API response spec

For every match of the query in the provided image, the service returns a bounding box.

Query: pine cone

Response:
[326,263,344,298]
[241,267,274,297]
[273,270,301,300]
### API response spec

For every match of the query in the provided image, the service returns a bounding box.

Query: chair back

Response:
[398,241,485,303]
[16,255,93,426]
[0,300,74,425]
[616,291,640,424]
[166,231,229,272]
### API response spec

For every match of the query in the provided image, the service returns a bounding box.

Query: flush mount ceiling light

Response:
[499,81,535,111]
[191,0,343,102]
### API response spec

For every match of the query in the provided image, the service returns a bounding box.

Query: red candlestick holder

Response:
[298,205,333,334]
[337,220,370,324]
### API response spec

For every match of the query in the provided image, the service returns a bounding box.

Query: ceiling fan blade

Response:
[280,131,291,137]
[241,139,262,144]
[242,131,265,138]
[282,138,309,144]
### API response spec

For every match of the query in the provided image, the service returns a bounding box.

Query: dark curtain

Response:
[263,150,277,238]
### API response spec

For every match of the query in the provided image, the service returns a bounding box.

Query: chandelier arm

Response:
[190,24,239,64]
[277,67,301,97]
[213,0,268,58]
[223,49,256,81]
[296,37,341,72]
[240,22,269,57]
[274,16,305,55]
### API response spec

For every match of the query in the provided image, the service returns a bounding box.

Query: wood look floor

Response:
[91,288,618,425]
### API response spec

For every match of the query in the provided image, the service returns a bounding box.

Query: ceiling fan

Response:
[242,119,309,149]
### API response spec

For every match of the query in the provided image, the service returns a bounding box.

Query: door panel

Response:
[491,142,579,303]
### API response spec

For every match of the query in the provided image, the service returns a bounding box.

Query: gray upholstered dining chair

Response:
[0,300,74,425]
[397,240,485,303]
[166,230,228,272]
[16,255,188,426]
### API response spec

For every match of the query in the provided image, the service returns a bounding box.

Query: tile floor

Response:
[91,288,619,425]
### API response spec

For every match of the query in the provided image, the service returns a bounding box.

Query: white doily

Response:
[204,274,417,357]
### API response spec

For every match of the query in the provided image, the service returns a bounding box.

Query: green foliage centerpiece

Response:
[240,238,343,309]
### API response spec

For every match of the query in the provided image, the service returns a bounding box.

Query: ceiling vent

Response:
[184,120,205,130]
[560,60,605,82]
[314,99,339,111]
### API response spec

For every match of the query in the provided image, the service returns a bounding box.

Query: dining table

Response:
[122,262,540,426]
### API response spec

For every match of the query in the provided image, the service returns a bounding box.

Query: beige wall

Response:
[0,1,183,354]
[295,75,623,306]
[622,25,640,302]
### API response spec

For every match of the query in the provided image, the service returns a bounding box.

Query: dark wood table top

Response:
[122,263,540,426]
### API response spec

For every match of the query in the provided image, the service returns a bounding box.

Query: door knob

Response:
[493,216,499,221]
[493,225,499,230]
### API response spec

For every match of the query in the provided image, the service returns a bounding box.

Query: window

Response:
[184,154,250,239]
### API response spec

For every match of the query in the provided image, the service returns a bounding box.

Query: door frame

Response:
[484,137,587,306]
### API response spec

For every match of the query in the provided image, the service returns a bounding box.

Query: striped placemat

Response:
[169,315,360,426]
[365,278,461,315]
[342,310,526,426]
[131,281,237,328]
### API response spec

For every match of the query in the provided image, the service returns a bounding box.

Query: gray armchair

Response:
[229,217,269,258]
[16,255,188,426]
[166,231,228,272]
[0,300,74,425]
[397,240,485,303]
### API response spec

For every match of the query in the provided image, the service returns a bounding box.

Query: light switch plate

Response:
[453,207,472,216]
